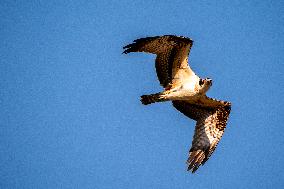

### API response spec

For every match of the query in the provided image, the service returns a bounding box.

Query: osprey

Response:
[123,35,231,173]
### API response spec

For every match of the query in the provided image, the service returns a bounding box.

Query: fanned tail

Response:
[140,93,165,105]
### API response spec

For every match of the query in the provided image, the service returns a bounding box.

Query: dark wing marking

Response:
[155,48,178,87]
[123,35,192,54]
[123,35,194,87]
[172,100,231,173]
[198,96,232,109]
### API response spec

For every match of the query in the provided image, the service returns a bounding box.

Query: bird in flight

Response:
[123,35,231,173]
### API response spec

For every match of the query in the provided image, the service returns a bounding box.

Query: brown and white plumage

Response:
[123,35,196,88]
[172,100,231,172]
[123,35,232,173]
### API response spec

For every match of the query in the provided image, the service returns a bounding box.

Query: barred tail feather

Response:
[140,93,165,105]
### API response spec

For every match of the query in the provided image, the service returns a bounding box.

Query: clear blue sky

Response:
[1,0,283,188]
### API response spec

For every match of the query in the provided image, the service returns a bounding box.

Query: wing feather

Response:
[173,100,231,173]
[123,35,195,87]
[155,53,172,87]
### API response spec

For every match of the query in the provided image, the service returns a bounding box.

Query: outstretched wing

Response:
[123,35,197,88]
[172,100,231,173]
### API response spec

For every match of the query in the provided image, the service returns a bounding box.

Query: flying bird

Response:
[123,35,231,173]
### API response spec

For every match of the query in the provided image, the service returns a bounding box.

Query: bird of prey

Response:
[123,35,231,173]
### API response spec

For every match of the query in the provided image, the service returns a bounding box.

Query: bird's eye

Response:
[199,79,204,86]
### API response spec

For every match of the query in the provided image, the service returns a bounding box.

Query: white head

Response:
[198,78,212,94]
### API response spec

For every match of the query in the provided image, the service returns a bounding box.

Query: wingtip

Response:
[122,50,128,54]
[122,44,131,54]
[122,41,141,54]
[122,46,134,54]
[187,163,200,173]
[186,165,198,173]
[186,150,206,173]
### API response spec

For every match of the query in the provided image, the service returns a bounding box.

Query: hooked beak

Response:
[206,78,213,86]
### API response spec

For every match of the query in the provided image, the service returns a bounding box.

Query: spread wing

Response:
[123,35,197,88]
[172,99,231,173]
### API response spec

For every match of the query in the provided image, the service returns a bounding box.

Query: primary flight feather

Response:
[123,35,231,173]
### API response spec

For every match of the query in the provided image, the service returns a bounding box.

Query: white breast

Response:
[182,74,200,92]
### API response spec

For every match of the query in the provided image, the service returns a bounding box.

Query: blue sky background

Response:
[1,0,284,188]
